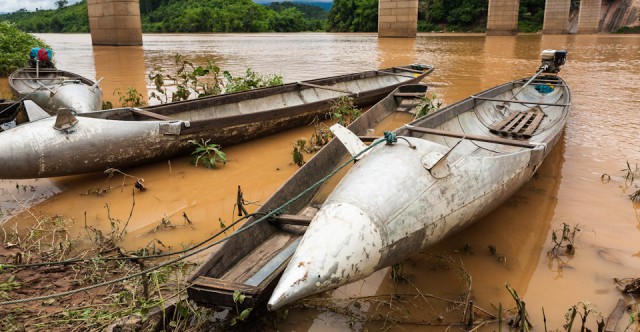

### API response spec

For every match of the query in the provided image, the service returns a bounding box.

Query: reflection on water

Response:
[93,45,147,105]
[3,33,640,330]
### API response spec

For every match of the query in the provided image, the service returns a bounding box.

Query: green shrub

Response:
[0,21,49,76]
[615,26,640,34]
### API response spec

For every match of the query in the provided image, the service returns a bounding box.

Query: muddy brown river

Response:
[1,33,639,330]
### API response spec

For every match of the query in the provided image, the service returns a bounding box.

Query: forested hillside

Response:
[0,0,328,33]
[254,1,333,12]
[2,0,610,34]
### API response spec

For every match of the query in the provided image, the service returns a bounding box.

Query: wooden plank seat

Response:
[490,107,544,138]
[131,108,173,121]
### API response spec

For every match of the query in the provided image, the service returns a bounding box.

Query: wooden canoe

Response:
[9,67,103,114]
[0,65,433,179]
[268,63,571,308]
[187,84,432,309]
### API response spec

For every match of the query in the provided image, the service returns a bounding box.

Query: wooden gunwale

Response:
[297,81,354,94]
[9,68,96,90]
[376,70,419,79]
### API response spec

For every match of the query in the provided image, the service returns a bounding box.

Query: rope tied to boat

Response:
[383,130,416,149]
[0,136,389,306]
[383,131,397,145]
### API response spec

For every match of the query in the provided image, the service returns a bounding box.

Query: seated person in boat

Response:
[28,47,55,68]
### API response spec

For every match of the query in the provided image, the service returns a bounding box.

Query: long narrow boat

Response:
[9,67,103,114]
[0,65,433,179]
[187,83,431,309]
[267,50,570,310]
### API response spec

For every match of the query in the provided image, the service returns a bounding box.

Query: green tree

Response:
[518,0,545,32]
[327,0,378,32]
[418,0,488,32]
[269,7,307,32]
[55,0,69,9]
[0,21,49,76]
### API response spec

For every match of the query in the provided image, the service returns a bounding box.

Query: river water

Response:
[1,33,639,330]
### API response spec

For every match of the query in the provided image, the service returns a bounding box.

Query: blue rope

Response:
[384,131,397,145]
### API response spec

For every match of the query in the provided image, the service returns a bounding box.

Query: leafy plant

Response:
[415,92,443,120]
[0,21,49,76]
[292,138,307,167]
[149,54,225,104]
[308,116,332,150]
[148,55,282,105]
[328,96,361,126]
[189,139,227,169]
[231,290,252,326]
[114,87,146,107]
[224,68,283,93]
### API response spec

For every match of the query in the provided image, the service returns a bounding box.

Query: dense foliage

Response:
[327,0,378,32]
[0,0,327,33]
[418,0,488,32]
[140,0,326,32]
[615,25,640,33]
[0,0,558,34]
[0,21,49,76]
[0,1,89,33]
[518,0,545,32]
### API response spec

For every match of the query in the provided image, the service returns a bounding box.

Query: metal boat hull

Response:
[268,75,571,310]
[0,65,433,179]
[9,68,103,114]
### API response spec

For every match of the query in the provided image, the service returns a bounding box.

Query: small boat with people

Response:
[9,47,103,115]
[0,64,433,179]
[267,50,570,310]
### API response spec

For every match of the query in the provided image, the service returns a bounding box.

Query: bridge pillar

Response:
[487,0,520,35]
[88,0,142,46]
[577,0,602,33]
[378,0,418,37]
[542,0,571,34]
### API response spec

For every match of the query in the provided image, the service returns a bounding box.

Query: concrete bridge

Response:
[87,0,602,46]
[379,0,602,37]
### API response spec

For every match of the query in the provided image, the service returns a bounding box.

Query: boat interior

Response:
[10,68,95,95]
[81,65,433,122]
[402,75,571,158]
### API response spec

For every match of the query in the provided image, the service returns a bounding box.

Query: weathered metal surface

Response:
[267,74,571,310]
[186,84,432,309]
[0,65,434,179]
[8,68,103,114]
[329,123,369,160]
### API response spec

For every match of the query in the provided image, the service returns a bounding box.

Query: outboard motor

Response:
[539,49,567,74]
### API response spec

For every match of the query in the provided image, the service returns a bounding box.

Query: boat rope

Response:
[384,130,416,149]
[0,134,395,306]
[0,88,42,117]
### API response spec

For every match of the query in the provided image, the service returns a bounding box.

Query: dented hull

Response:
[268,75,571,310]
